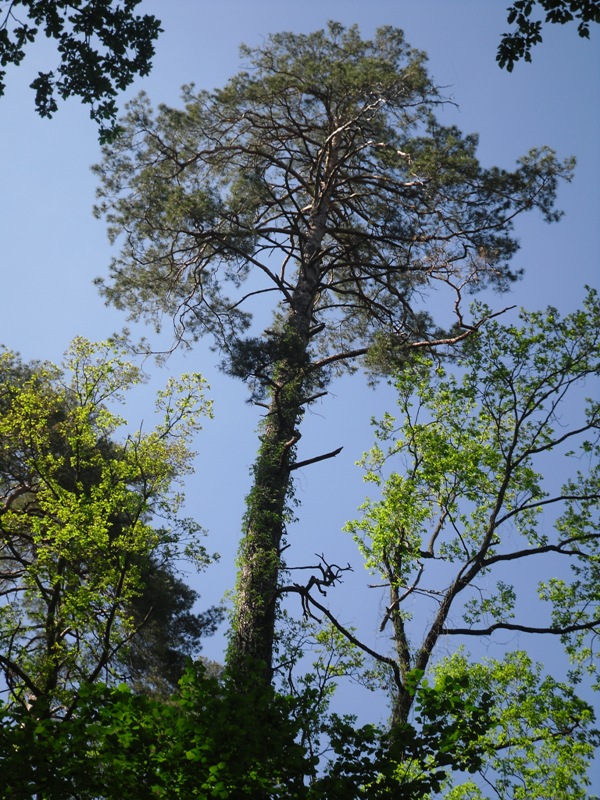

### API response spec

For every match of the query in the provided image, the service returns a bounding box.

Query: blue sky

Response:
[1,0,599,764]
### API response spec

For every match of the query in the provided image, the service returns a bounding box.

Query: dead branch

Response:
[291,446,343,471]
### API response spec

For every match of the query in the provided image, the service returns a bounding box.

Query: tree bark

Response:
[228,146,338,682]
[227,339,308,681]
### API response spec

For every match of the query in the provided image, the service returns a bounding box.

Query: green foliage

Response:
[0,660,497,800]
[0,0,161,140]
[312,678,492,800]
[0,625,594,798]
[498,1,600,70]
[93,21,573,373]
[348,290,600,655]
[0,663,311,799]
[344,289,600,792]
[3,10,598,799]
[1,252,597,800]
[0,338,214,713]
[432,651,599,799]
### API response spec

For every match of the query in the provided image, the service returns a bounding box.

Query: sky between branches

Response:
[0,0,598,757]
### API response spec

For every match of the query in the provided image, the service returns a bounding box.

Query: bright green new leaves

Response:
[344,289,600,793]
[432,650,598,799]
[0,338,212,714]
[346,286,600,694]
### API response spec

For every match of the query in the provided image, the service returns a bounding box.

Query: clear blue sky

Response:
[1,0,599,768]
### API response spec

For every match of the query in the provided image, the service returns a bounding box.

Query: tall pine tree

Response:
[94,23,573,685]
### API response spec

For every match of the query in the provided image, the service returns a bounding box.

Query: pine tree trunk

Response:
[227,346,307,681]
[227,138,341,684]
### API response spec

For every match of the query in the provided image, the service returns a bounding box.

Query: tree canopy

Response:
[1,17,598,799]
[0,0,161,140]
[1,298,597,798]
[338,289,600,796]
[2,2,598,137]
[0,338,215,715]
[498,0,600,69]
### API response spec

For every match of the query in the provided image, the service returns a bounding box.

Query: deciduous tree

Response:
[335,290,600,795]
[0,338,214,716]
[0,0,161,140]
[498,0,600,70]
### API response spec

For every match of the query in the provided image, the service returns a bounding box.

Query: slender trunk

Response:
[389,580,414,728]
[227,268,325,684]
[227,136,340,686]
[227,331,309,681]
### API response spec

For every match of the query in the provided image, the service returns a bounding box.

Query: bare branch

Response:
[445,618,600,637]
[291,446,343,471]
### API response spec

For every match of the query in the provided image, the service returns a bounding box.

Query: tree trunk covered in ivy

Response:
[93,22,572,686]
[229,134,342,677]
[229,342,306,679]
